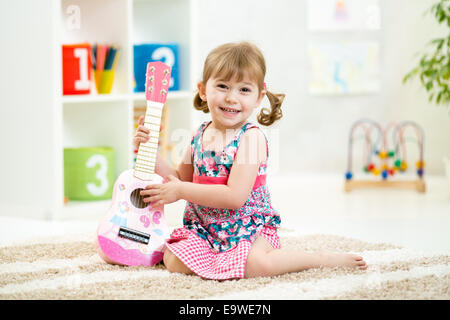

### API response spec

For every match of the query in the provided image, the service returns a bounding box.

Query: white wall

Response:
[0,0,62,218]
[195,0,450,175]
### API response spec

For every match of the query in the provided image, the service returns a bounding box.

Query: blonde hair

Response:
[193,41,285,126]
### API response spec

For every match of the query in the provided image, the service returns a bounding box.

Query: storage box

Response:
[62,43,93,95]
[64,147,115,200]
[133,43,179,92]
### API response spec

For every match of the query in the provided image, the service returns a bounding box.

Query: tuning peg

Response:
[148,76,154,82]
[148,86,154,93]
[160,89,167,95]
[164,69,170,75]
[162,79,168,85]
[149,66,155,72]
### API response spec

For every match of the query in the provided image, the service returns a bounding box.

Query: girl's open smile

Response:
[219,106,241,116]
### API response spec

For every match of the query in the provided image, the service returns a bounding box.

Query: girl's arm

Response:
[142,128,267,209]
[134,115,193,182]
[178,161,258,209]
[156,144,193,182]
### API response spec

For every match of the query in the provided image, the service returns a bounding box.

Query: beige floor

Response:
[1,173,449,254]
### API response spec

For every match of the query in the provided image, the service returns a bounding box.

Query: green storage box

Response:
[64,147,115,200]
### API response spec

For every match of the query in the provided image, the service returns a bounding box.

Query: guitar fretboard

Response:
[134,102,163,180]
[133,61,170,181]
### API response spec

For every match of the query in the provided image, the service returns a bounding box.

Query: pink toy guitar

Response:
[96,61,171,266]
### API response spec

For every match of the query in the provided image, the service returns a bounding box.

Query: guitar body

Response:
[96,61,172,267]
[96,169,170,266]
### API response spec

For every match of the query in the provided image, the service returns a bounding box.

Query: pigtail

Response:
[257,90,285,126]
[193,92,209,113]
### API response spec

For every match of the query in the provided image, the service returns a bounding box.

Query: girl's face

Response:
[198,73,265,131]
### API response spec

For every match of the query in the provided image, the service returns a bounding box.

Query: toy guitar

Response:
[96,61,171,266]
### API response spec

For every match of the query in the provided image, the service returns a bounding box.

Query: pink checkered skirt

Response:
[165,226,281,280]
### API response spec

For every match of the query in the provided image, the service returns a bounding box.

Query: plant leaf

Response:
[436,91,443,103]
[402,0,450,109]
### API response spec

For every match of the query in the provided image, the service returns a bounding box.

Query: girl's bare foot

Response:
[320,251,368,270]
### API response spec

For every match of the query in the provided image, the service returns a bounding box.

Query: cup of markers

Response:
[92,44,121,94]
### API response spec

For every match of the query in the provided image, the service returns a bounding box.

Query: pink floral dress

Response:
[165,121,281,279]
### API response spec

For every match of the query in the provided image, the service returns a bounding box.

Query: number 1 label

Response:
[74,48,90,90]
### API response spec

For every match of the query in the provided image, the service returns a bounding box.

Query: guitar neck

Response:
[134,101,164,181]
[133,61,171,181]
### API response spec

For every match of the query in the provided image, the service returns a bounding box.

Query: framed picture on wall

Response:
[307,42,380,95]
[307,0,381,31]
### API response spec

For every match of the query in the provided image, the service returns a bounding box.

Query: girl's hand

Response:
[140,175,183,206]
[133,115,150,150]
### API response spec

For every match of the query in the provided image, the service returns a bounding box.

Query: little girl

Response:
[133,41,367,280]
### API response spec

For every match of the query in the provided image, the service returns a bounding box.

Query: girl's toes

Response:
[358,262,368,269]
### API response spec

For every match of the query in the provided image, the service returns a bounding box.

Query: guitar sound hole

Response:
[130,188,148,209]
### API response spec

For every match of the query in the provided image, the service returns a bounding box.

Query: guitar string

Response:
[135,69,168,209]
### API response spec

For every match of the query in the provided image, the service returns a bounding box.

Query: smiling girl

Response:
[133,41,367,279]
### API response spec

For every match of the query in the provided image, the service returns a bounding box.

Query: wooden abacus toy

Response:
[344,119,426,193]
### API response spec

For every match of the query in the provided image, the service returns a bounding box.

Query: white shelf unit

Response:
[0,0,198,220]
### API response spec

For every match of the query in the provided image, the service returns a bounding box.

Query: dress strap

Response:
[234,122,253,141]
[235,122,269,158]
[191,121,211,153]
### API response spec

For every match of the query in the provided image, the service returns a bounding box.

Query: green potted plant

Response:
[402,0,450,189]
[403,0,450,107]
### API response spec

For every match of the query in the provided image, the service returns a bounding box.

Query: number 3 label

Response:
[86,154,109,196]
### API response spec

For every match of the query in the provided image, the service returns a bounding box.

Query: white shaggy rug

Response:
[1,228,449,300]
